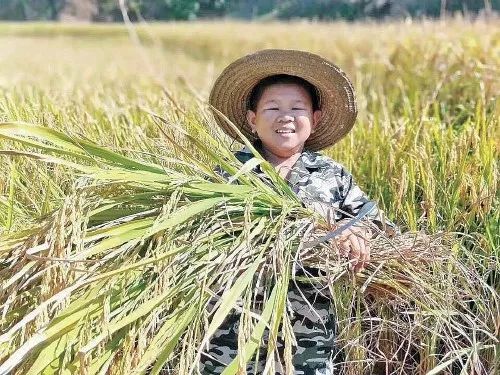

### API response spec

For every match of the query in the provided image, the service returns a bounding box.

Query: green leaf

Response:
[148,300,202,375]
[200,253,264,351]
[0,122,165,173]
[221,284,278,375]
[146,196,228,237]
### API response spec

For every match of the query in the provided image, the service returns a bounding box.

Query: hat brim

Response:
[209,49,357,151]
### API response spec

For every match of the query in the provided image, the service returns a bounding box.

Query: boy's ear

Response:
[246,110,257,133]
[312,110,322,131]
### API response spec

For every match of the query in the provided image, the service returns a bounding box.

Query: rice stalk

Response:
[0,120,497,374]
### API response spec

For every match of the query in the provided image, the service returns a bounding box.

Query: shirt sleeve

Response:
[340,168,399,236]
[214,149,259,182]
[213,165,231,181]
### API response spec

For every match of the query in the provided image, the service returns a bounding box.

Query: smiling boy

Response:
[202,50,397,374]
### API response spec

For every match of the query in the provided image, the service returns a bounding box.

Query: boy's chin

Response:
[263,142,306,157]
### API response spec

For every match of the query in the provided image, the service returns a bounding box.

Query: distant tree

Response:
[58,0,98,21]
[104,0,203,21]
[48,0,65,19]
[93,0,122,21]
[0,0,25,20]
[198,0,228,18]
[0,0,65,20]
[256,0,383,21]
[167,0,200,19]
[0,0,497,21]
[236,0,499,20]
[227,0,279,19]
[388,0,498,18]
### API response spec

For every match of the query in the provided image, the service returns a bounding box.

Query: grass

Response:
[0,19,498,374]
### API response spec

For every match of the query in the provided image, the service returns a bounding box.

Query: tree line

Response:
[0,0,497,21]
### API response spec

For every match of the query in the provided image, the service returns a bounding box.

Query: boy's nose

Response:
[278,114,294,123]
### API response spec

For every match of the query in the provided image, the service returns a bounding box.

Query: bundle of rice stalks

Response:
[0,121,497,374]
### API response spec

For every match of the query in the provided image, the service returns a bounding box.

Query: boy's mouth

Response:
[275,128,295,134]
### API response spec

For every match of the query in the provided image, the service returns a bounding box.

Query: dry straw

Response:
[0,120,497,375]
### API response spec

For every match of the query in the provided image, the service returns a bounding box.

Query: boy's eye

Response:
[265,107,279,111]
[292,107,306,110]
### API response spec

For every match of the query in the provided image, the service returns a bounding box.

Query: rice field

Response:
[0,20,498,374]
[0,20,498,240]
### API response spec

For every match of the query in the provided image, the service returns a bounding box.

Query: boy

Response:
[202,49,396,374]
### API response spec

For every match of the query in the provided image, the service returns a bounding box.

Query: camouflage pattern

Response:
[200,147,397,374]
[233,146,397,232]
[200,281,338,375]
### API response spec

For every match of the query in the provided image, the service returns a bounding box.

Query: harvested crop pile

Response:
[0,122,497,374]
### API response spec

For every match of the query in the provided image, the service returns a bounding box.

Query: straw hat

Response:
[209,49,357,151]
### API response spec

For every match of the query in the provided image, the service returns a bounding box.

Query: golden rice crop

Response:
[0,20,498,374]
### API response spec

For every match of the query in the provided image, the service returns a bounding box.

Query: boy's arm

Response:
[340,169,399,237]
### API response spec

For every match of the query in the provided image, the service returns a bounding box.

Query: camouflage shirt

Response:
[200,147,397,375]
[233,146,396,232]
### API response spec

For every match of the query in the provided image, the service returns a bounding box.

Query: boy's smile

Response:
[246,83,322,160]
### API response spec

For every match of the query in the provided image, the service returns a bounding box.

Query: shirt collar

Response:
[235,146,328,176]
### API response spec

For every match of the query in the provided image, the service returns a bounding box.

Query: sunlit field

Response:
[0,20,498,374]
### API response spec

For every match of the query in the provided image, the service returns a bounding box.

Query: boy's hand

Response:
[332,224,373,273]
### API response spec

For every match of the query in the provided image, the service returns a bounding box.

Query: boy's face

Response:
[246,83,322,159]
